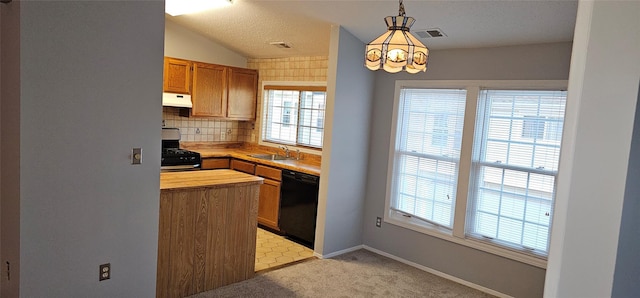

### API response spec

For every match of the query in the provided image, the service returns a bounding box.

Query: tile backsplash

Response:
[162,107,250,142]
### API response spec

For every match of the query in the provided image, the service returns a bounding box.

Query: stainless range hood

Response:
[162,92,192,108]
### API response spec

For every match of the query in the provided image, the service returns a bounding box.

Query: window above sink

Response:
[260,83,326,150]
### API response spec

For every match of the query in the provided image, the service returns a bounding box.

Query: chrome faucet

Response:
[279,145,290,158]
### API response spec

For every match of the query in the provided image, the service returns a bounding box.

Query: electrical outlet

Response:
[99,263,111,281]
[376,217,382,227]
[220,131,226,141]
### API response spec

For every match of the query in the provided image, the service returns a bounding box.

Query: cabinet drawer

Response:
[201,158,230,170]
[231,159,255,175]
[255,165,281,181]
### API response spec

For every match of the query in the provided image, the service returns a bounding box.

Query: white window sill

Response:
[384,213,548,269]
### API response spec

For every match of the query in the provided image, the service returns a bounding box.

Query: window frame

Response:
[384,80,568,268]
[258,81,327,152]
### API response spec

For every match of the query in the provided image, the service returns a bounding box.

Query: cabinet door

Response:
[227,68,258,120]
[163,57,191,94]
[192,63,227,117]
[258,179,281,230]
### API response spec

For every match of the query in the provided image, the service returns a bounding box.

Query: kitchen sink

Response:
[248,153,296,161]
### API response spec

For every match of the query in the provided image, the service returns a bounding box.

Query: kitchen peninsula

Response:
[157,170,263,298]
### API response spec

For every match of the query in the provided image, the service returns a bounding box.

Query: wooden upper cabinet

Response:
[162,57,258,119]
[163,57,191,94]
[192,63,227,117]
[227,67,258,120]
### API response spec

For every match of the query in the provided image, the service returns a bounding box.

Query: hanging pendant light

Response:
[365,0,429,74]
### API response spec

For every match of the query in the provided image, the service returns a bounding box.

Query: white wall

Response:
[316,26,374,255]
[362,42,572,298]
[19,2,164,297]
[544,1,640,296]
[0,0,20,296]
[165,19,247,68]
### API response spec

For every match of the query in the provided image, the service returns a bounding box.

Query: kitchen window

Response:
[386,81,567,266]
[262,85,326,148]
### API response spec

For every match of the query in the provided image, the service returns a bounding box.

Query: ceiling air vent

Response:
[414,28,447,39]
[269,41,292,49]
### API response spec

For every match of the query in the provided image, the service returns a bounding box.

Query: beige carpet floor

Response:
[189,249,495,298]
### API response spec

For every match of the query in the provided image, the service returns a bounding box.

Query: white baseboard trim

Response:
[315,244,364,259]
[363,245,513,298]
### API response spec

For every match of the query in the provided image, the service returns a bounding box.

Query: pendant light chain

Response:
[398,0,406,16]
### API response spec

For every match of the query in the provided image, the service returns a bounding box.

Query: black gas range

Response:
[161,128,201,171]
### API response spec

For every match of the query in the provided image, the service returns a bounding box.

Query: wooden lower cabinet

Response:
[258,179,281,230]
[255,165,282,230]
[157,184,259,298]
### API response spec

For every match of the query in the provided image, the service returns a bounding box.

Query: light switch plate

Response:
[132,148,142,165]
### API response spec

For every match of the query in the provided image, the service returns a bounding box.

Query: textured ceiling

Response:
[167,0,578,59]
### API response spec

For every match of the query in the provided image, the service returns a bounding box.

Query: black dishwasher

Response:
[279,170,319,249]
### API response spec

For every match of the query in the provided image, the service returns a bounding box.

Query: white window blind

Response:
[263,86,326,148]
[390,88,467,228]
[298,91,325,147]
[468,89,567,254]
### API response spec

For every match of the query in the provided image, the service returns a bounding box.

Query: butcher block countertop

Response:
[160,169,263,190]
[188,148,321,176]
